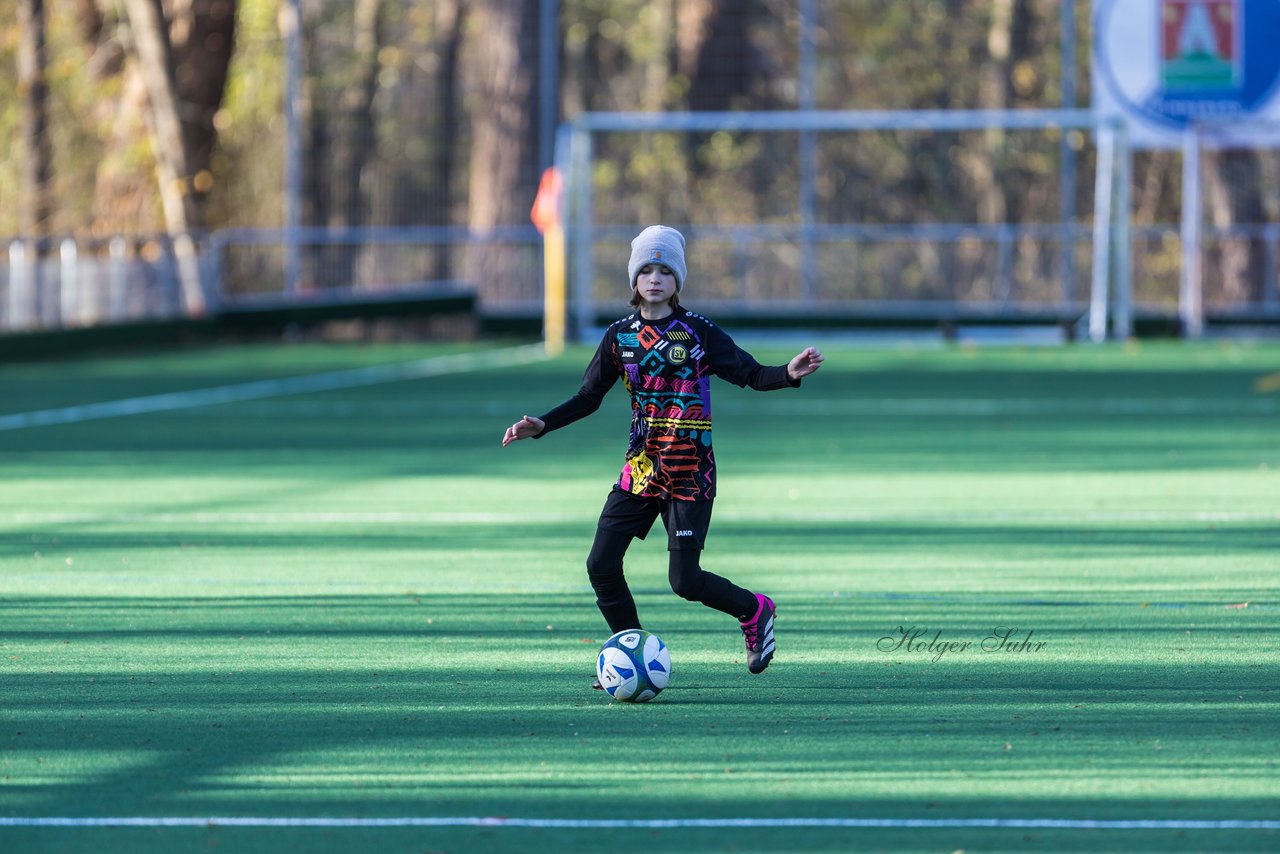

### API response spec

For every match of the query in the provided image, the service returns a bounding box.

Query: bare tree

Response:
[401,0,468,284]
[73,0,125,79]
[117,0,237,312]
[679,0,758,112]
[330,0,383,231]
[16,0,51,328]
[323,0,384,289]
[464,0,539,304]
[19,0,52,239]
[428,0,465,282]
[1204,151,1270,304]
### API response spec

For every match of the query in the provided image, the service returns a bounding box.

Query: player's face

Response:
[634,264,678,307]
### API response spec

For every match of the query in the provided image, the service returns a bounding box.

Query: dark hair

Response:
[629,286,681,309]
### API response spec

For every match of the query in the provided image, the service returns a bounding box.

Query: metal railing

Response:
[4,222,1279,335]
[3,235,199,331]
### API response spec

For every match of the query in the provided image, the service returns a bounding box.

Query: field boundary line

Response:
[1,816,1277,830]
[0,344,549,433]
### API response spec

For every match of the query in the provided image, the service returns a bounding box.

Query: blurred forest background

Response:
[3,0,1278,312]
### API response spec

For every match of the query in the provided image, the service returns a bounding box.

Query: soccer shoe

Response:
[739,593,776,674]
[591,676,603,690]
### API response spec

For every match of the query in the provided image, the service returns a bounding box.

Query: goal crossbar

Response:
[567,108,1117,133]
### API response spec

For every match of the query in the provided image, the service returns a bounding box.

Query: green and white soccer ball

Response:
[596,629,671,703]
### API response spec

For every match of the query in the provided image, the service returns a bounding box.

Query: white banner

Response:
[1092,0,1280,148]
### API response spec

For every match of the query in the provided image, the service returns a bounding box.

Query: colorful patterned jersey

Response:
[537,308,796,501]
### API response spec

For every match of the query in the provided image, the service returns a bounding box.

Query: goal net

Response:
[553,110,1129,342]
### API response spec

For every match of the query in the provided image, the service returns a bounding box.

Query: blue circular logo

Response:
[1095,0,1280,131]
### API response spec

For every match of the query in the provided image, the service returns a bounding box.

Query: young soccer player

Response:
[502,225,823,683]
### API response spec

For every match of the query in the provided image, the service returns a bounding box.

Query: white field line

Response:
[2,509,1277,525]
[0,344,549,433]
[0,816,1276,830]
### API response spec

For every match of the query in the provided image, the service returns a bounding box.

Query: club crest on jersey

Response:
[667,345,688,365]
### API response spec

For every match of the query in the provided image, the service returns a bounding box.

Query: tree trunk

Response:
[324,0,384,290]
[19,0,53,239]
[167,0,237,197]
[954,0,1014,299]
[1204,151,1268,304]
[679,0,753,113]
[678,0,757,181]
[118,0,236,313]
[465,0,539,304]
[120,0,197,230]
[69,0,153,234]
[330,0,382,231]
[74,0,125,79]
[17,0,52,329]
[972,0,1012,224]
[429,0,465,282]
[92,66,156,233]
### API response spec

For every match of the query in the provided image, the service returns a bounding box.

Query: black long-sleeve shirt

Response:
[537,307,798,501]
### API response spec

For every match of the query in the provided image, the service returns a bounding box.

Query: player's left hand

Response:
[787,346,824,381]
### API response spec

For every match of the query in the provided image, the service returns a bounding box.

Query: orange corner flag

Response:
[531,167,563,235]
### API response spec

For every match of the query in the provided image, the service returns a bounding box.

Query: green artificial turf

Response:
[1,337,1277,853]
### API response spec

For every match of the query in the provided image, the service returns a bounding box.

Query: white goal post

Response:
[1178,120,1280,338]
[551,109,1131,343]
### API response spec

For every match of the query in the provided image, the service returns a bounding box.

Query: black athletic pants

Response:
[585,490,758,634]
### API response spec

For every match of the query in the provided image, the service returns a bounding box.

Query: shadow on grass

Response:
[2,823,1279,854]
[2,364,1278,475]
[1,592,1277,831]
[6,519,1279,561]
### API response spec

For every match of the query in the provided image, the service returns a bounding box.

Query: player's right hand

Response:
[502,415,545,446]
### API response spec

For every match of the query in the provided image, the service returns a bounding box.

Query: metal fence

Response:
[5,220,1278,337]
[5,220,1274,338]
[3,236,194,330]
[3,113,1278,338]
[206,226,542,315]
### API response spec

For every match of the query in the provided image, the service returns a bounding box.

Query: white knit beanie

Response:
[627,225,687,292]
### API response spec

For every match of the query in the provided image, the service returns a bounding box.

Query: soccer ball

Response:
[596,629,671,703]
